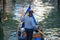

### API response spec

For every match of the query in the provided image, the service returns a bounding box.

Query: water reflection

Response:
[14,0,54,22]
[8,0,59,40]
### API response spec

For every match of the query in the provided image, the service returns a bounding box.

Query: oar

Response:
[38,30,51,40]
[38,30,46,37]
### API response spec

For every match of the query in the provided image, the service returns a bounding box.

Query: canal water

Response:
[4,0,60,40]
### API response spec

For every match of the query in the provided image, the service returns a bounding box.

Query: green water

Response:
[2,0,59,40]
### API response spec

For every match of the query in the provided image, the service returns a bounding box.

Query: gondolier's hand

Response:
[34,25,38,30]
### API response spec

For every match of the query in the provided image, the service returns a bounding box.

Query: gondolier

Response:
[21,10,37,40]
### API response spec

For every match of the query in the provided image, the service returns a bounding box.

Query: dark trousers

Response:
[25,28,33,40]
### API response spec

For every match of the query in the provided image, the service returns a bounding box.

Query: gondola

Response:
[17,25,46,40]
[17,5,50,40]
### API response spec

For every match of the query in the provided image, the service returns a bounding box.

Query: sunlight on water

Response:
[9,0,57,40]
[13,0,54,22]
[31,0,54,22]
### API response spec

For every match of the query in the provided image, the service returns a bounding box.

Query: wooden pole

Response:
[38,30,51,40]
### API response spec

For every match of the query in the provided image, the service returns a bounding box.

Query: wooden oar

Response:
[38,30,51,40]
[38,30,45,37]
